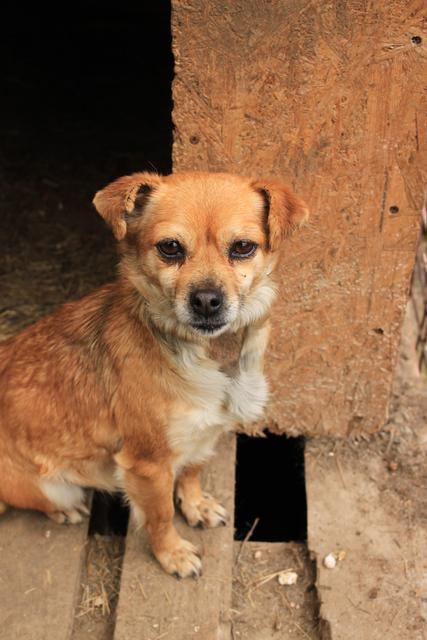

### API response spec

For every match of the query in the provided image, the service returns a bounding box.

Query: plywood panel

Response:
[171,0,426,436]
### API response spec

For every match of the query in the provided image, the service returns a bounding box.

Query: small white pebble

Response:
[278,570,298,586]
[289,601,296,608]
[253,550,262,560]
[194,626,200,632]
[323,553,337,569]
[45,530,51,539]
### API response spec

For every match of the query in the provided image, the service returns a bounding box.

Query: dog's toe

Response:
[156,538,202,579]
[47,505,88,525]
[64,508,84,524]
[179,492,229,529]
[47,511,67,524]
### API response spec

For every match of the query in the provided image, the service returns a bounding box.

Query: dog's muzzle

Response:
[188,287,227,333]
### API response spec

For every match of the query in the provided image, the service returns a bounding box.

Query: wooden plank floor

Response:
[113,434,236,640]
[0,508,89,640]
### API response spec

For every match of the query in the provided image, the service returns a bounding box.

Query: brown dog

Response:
[0,172,307,578]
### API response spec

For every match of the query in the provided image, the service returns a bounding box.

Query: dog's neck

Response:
[205,329,245,375]
[116,277,261,373]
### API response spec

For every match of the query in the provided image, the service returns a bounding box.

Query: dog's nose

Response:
[190,288,223,318]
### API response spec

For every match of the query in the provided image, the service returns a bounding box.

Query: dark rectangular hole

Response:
[234,434,307,542]
[88,492,130,537]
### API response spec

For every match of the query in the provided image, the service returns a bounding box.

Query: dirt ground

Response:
[232,541,319,639]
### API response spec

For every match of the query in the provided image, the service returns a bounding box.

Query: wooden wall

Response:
[171,0,426,436]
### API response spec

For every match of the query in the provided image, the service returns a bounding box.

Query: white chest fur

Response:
[167,324,270,473]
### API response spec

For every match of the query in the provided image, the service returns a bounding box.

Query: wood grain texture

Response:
[0,510,88,640]
[172,0,426,436]
[113,435,236,640]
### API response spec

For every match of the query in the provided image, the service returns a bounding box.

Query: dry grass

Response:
[72,534,125,640]
[77,534,124,619]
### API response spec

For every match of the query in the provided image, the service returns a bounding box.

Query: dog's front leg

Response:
[122,460,202,579]
[240,319,271,373]
[175,464,228,528]
[228,320,271,424]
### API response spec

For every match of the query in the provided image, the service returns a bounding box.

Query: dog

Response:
[0,171,308,578]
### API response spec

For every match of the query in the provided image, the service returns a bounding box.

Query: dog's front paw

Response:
[155,538,202,579]
[177,492,228,528]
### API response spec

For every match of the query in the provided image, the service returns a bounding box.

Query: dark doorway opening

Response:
[1,2,173,180]
[234,434,307,542]
[0,1,173,336]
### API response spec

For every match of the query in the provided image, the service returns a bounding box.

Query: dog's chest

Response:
[167,339,268,472]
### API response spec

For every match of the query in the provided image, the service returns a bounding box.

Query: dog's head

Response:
[93,172,308,338]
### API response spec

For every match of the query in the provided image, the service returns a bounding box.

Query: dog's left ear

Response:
[252,178,309,251]
[93,172,163,240]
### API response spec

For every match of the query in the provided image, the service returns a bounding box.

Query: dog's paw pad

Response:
[156,538,202,579]
[179,492,228,528]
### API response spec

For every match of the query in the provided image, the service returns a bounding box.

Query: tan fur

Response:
[0,171,307,578]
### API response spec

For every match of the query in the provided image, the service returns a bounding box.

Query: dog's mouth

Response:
[189,320,228,335]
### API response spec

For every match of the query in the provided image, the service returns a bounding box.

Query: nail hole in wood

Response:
[389,205,399,215]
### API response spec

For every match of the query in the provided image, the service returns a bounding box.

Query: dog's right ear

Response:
[92,172,162,240]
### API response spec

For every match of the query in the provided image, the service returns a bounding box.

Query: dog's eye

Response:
[230,240,257,259]
[157,239,185,260]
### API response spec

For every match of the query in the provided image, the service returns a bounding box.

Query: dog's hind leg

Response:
[0,458,88,524]
[39,477,89,524]
[0,463,67,520]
